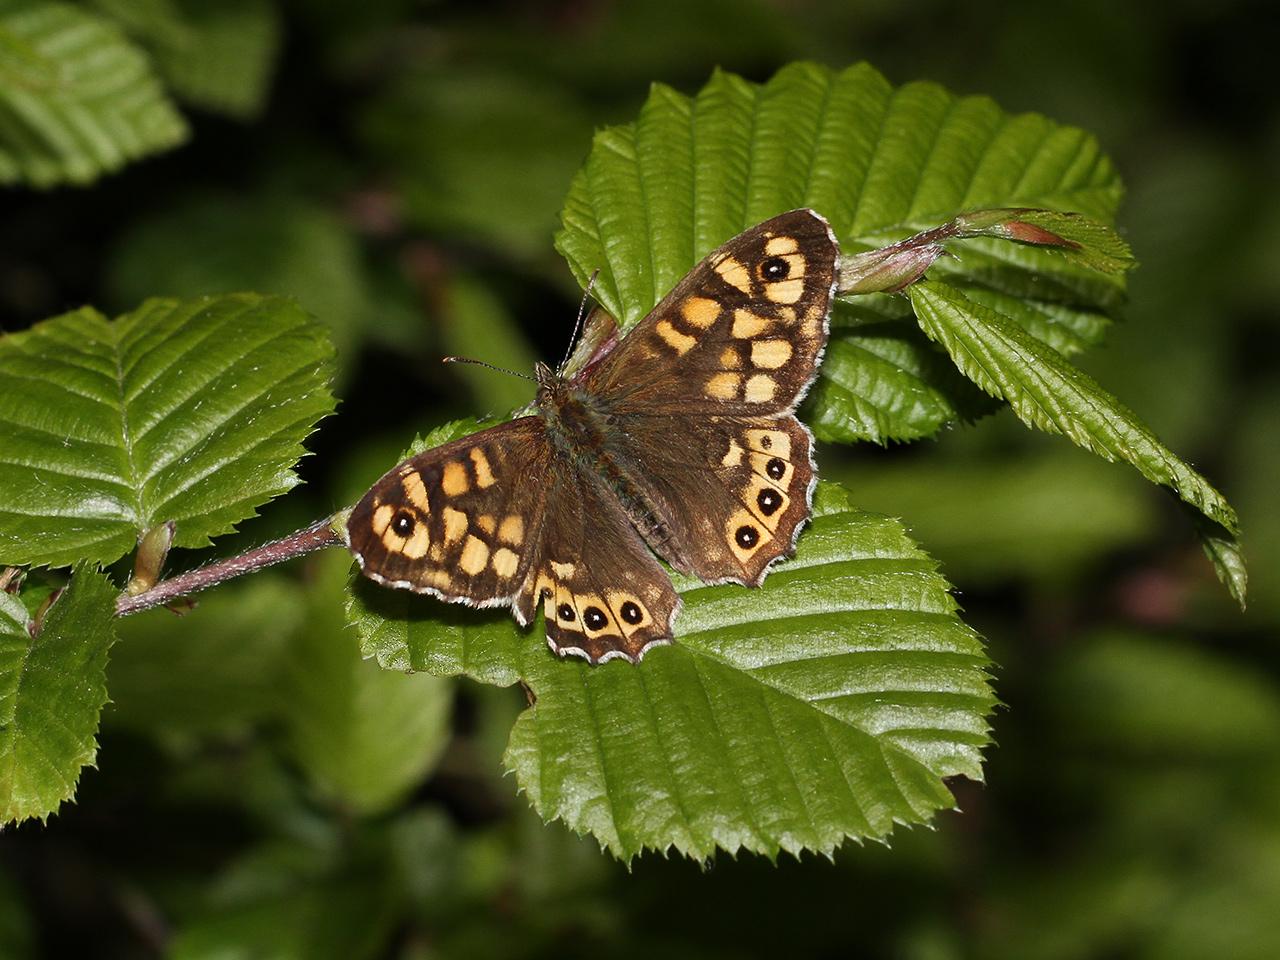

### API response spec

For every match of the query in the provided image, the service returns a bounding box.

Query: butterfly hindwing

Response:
[600,413,815,585]
[582,209,838,417]
[513,464,679,663]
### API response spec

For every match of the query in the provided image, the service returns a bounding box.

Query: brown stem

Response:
[115,515,346,617]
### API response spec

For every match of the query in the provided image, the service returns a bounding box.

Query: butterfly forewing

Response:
[582,209,838,417]
[348,417,552,606]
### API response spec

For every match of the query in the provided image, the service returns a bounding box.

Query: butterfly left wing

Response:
[348,417,553,606]
[580,208,839,417]
[348,416,678,664]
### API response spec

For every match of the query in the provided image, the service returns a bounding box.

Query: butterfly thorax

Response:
[533,361,675,556]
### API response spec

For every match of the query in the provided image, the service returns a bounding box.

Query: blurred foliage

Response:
[1,0,1276,957]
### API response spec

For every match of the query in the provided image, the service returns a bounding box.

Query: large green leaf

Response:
[0,294,335,568]
[285,552,453,816]
[906,278,1242,598]
[0,1,187,187]
[91,0,280,118]
[0,564,117,823]
[555,62,1125,444]
[106,575,305,737]
[348,438,994,859]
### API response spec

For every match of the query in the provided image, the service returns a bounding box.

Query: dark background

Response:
[2,1,1278,957]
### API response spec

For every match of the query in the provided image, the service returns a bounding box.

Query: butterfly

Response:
[347,209,840,663]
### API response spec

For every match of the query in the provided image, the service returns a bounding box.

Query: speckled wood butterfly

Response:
[348,209,839,663]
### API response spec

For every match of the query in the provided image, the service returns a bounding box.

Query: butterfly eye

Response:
[766,457,786,480]
[620,601,644,625]
[392,511,416,536]
[583,606,608,631]
[735,524,760,548]
[760,257,790,281]
[557,603,576,622]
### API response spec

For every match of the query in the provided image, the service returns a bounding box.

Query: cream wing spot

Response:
[470,448,496,488]
[720,346,740,368]
[731,309,769,338]
[744,428,792,459]
[656,320,695,354]
[400,524,431,559]
[476,514,496,535]
[744,374,776,403]
[442,506,468,544]
[721,439,745,467]
[459,535,490,575]
[765,235,799,255]
[705,372,741,400]
[550,560,576,579]
[442,461,469,496]
[499,514,524,545]
[681,296,720,329]
[401,472,430,511]
[371,504,394,536]
[751,339,792,369]
[715,256,753,293]
[765,277,804,304]
[491,547,519,579]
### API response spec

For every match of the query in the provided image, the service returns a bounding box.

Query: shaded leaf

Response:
[0,1,187,187]
[91,0,280,118]
[107,193,372,371]
[285,551,452,815]
[106,575,305,737]
[0,563,116,823]
[0,294,336,568]
[363,67,591,258]
[348,467,994,860]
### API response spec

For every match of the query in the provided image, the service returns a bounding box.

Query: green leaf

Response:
[0,563,117,823]
[554,62,1125,444]
[906,278,1242,597]
[0,1,187,187]
[437,275,540,414]
[284,552,453,815]
[0,293,336,568]
[90,0,280,119]
[106,575,305,737]
[348,471,994,860]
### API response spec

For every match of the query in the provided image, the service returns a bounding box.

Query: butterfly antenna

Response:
[559,269,600,371]
[441,356,537,382]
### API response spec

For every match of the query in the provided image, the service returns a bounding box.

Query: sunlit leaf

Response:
[0,564,116,823]
[0,294,336,568]
[348,459,994,860]
[555,62,1125,443]
[0,1,186,187]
